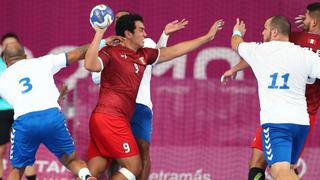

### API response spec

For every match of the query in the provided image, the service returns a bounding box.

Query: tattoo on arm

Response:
[67,44,89,64]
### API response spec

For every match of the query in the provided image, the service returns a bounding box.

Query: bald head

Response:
[3,42,26,66]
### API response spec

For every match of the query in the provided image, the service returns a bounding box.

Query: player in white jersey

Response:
[90,10,188,180]
[0,32,37,180]
[0,40,125,180]
[231,16,320,179]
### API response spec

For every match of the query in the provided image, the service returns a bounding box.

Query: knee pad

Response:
[119,168,136,180]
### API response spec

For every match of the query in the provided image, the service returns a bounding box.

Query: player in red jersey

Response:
[221,2,320,180]
[85,13,224,180]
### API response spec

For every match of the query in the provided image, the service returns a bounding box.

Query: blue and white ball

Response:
[89,4,114,29]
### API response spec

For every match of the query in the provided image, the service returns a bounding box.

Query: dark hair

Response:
[1,32,20,45]
[307,2,320,20]
[115,14,143,37]
[270,15,291,36]
[116,9,130,14]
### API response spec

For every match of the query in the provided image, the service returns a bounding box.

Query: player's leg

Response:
[262,124,305,180]
[270,162,298,180]
[7,112,41,180]
[24,166,36,180]
[89,113,142,179]
[130,103,153,180]
[113,155,142,180]
[87,139,111,178]
[135,140,150,180]
[8,167,25,180]
[248,127,267,180]
[88,156,109,178]
[42,108,94,180]
[0,109,14,179]
[0,144,5,180]
[289,123,310,179]
[290,114,316,176]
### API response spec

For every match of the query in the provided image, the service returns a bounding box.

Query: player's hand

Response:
[164,19,189,35]
[206,19,224,40]
[233,18,246,37]
[105,35,126,46]
[220,69,237,85]
[295,15,306,29]
[93,25,108,34]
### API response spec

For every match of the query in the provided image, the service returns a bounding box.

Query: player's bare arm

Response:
[164,19,189,35]
[67,44,89,65]
[221,59,249,84]
[157,19,189,48]
[231,18,246,51]
[84,26,125,72]
[157,19,224,63]
[84,26,108,72]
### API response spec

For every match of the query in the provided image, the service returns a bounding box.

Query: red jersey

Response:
[94,45,159,120]
[290,31,320,116]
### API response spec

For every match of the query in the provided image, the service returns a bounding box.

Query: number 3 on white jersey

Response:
[123,142,131,153]
[19,77,33,94]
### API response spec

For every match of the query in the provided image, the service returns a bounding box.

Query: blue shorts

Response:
[10,108,75,168]
[130,103,153,143]
[261,123,309,166]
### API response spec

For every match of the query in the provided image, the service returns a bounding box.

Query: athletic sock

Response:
[78,168,92,180]
[248,167,265,180]
[26,175,36,180]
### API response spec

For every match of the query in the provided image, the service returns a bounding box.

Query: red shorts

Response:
[251,115,316,154]
[88,113,139,161]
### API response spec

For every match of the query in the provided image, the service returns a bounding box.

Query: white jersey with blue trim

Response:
[0,53,67,119]
[239,41,320,125]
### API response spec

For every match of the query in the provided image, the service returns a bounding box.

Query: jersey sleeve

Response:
[144,48,160,65]
[238,42,259,65]
[98,46,111,71]
[91,72,101,85]
[306,50,320,79]
[44,53,68,74]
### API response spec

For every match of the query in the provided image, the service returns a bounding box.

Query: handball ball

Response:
[89,4,114,29]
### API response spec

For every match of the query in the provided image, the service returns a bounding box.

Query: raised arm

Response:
[84,26,108,72]
[221,18,248,83]
[157,19,224,63]
[231,18,246,51]
[156,19,189,48]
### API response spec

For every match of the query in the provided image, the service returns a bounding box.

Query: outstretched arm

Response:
[157,19,224,63]
[156,19,189,48]
[67,44,89,65]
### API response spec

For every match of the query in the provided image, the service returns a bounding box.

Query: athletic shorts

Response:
[251,114,316,152]
[131,103,153,143]
[10,108,75,168]
[88,113,139,160]
[261,123,309,166]
[0,109,14,145]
